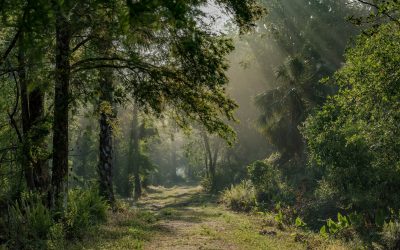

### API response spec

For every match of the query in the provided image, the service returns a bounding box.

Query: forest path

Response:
[69,185,344,249]
[137,185,306,250]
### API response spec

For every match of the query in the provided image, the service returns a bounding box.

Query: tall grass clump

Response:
[220,180,256,212]
[381,220,400,249]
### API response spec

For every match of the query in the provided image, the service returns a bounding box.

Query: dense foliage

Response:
[303,22,400,215]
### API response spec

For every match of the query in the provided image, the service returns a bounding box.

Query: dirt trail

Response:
[137,186,233,250]
[137,185,305,250]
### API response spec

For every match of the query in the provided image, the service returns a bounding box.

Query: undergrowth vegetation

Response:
[221,157,400,249]
[0,188,108,249]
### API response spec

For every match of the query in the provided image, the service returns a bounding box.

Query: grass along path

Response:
[69,185,348,249]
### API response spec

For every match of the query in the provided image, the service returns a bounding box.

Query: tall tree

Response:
[97,47,116,205]
[130,105,142,199]
[50,0,71,209]
[96,5,118,206]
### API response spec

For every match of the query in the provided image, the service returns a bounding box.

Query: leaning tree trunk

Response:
[51,8,71,210]
[97,39,116,206]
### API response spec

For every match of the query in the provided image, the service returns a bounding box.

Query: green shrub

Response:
[64,187,108,239]
[381,220,400,250]
[220,180,256,212]
[5,193,53,249]
[248,160,294,207]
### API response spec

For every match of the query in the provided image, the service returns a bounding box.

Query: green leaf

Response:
[320,225,328,238]
[295,217,306,227]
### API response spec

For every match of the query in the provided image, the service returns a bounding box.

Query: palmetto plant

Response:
[255,55,324,159]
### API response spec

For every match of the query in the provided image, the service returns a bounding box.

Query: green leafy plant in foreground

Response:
[295,217,307,228]
[319,213,350,238]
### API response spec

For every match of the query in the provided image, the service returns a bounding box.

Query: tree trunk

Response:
[122,122,135,198]
[19,31,49,194]
[202,131,216,191]
[51,8,70,210]
[170,131,178,182]
[97,38,116,206]
[204,151,209,178]
[19,33,35,191]
[98,106,115,205]
[29,88,49,193]
[131,105,142,200]
[210,140,220,191]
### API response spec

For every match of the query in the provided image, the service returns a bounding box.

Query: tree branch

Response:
[71,57,130,69]
[0,28,21,67]
[0,67,20,78]
[71,36,94,53]
[71,64,136,73]
[355,0,378,9]
[355,0,400,26]
[0,3,30,67]
[7,62,23,143]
